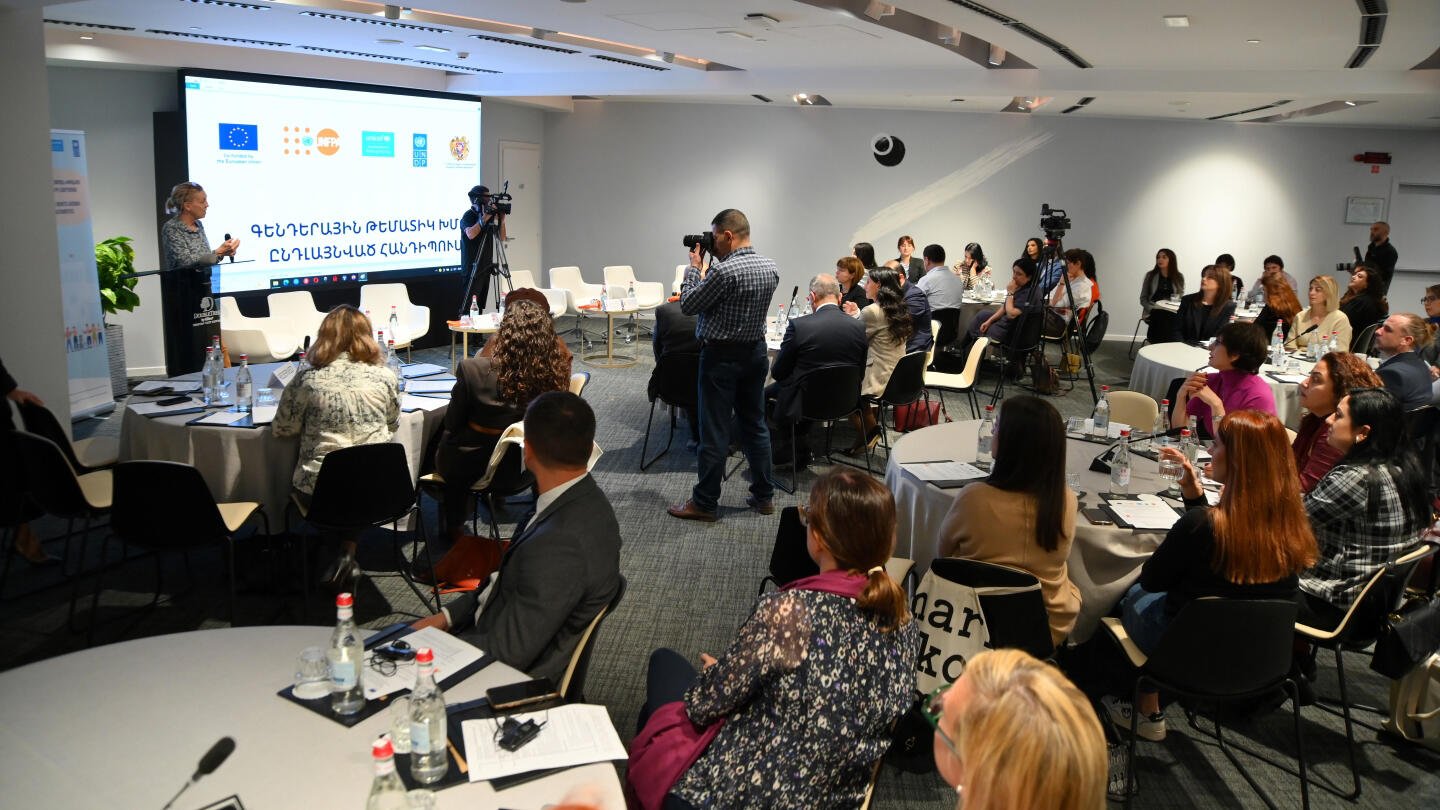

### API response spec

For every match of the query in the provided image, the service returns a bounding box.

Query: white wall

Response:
[541,102,1440,339]
[1,9,69,422]
[47,65,176,376]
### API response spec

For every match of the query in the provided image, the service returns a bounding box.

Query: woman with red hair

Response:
[1102,410,1317,741]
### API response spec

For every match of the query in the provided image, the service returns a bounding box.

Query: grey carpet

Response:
[3,331,1437,809]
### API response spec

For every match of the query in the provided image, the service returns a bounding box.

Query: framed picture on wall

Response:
[1345,196,1386,224]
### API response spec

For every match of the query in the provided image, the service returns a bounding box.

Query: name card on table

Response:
[268,362,297,390]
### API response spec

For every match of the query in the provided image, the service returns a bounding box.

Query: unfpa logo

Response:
[281,126,334,156]
[317,128,340,156]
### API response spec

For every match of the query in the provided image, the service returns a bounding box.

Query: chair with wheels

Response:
[266,290,328,350]
[359,283,431,360]
[556,575,627,704]
[640,352,699,470]
[99,461,268,637]
[924,336,989,421]
[219,296,303,363]
[18,401,118,474]
[1101,598,1309,809]
[1106,391,1159,432]
[286,442,436,613]
[1294,541,1438,799]
[929,557,1054,660]
[549,266,605,348]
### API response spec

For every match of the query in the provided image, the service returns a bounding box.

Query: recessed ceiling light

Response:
[79,34,94,40]
[1344,100,1357,106]
[414,44,447,53]
[1246,39,1261,44]
[188,26,201,31]
[1162,16,1190,28]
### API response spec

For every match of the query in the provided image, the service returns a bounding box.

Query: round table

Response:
[0,627,623,809]
[885,419,1174,643]
[1148,299,1264,323]
[580,307,640,369]
[448,318,501,372]
[1130,342,1311,427]
[120,363,445,527]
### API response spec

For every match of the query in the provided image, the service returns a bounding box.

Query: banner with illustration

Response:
[52,130,112,419]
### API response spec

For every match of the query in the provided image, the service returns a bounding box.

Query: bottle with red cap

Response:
[366,736,407,810]
[408,647,449,784]
[328,592,364,716]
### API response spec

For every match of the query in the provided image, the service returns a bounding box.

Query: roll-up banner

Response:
[52,130,113,419]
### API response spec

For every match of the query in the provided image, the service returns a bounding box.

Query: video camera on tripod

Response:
[1039,203,1071,240]
[470,181,514,217]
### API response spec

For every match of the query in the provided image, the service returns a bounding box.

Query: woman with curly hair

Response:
[436,298,571,541]
[845,266,912,454]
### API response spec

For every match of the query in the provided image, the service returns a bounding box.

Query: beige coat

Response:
[860,303,907,397]
[1286,307,1352,351]
[937,483,1082,645]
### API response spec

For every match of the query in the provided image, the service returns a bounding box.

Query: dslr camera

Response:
[682,232,715,254]
[1039,203,1071,239]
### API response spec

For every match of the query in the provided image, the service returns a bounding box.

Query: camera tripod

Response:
[1038,236,1099,405]
[457,214,512,318]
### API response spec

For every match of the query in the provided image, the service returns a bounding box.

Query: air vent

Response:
[45,19,137,32]
[297,45,410,61]
[298,11,448,35]
[1247,99,1375,123]
[752,94,773,103]
[180,0,270,11]
[1207,100,1293,121]
[1060,96,1095,114]
[1347,0,1387,68]
[146,29,288,47]
[944,1,1091,68]
[467,33,579,54]
[413,60,500,74]
[590,54,668,71]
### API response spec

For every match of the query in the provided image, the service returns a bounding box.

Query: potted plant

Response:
[96,236,139,398]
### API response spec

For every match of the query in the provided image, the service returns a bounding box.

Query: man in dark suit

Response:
[1363,221,1398,296]
[414,391,622,682]
[649,301,701,449]
[1373,313,1433,410]
[767,274,867,466]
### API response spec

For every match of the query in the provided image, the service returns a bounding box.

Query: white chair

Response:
[604,265,665,341]
[359,283,431,358]
[672,264,687,295]
[266,290,327,350]
[218,297,302,363]
[549,266,605,346]
[504,270,567,318]
[924,336,988,420]
[1108,390,1160,433]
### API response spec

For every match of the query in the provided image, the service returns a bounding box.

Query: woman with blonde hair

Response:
[436,299,571,541]
[273,304,400,589]
[1287,275,1351,351]
[928,648,1106,810]
[1105,410,1317,740]
[630,469,917,810]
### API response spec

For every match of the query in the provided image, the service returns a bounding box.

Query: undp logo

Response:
[413,133,428,167]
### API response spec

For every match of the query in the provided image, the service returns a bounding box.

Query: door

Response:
[498,141,541,279]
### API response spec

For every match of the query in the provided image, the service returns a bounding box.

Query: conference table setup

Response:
[886,419,1188,644]
[119,360,452,528]
[0,626,625,808]
[1129,342,1315,427]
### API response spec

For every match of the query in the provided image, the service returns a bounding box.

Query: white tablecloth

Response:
[885,420,1170,643]
[0,627,624,809]
[1129,342,1310,427]
[120,363,446,527]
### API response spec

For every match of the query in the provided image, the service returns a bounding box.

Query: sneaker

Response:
[1103,695,1166,742]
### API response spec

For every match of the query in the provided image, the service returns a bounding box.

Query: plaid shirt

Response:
[1299,463,1422,606]
[680,246,779,342]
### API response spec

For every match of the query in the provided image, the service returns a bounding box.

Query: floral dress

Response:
[271,353,399,494]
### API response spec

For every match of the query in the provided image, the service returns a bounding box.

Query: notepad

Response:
[130,398,205,416]
[404,379,455,394]
[401,362,448,379]
[401,394,449,413]
[362,626,485,700]
[1103,494,1182,530]
[133,379,201,395]
[461,703,627,782]
[904,461,988,488]
[192,410,250,426]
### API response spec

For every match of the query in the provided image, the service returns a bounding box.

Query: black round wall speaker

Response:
[872,134,906,167]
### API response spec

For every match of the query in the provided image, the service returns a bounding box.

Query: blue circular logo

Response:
[413,134,427,148]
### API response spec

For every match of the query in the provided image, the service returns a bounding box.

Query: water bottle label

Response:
[331,660,357,689]
[237,382,252,401]
[1114,467,1131,488]
[410,721,431,754]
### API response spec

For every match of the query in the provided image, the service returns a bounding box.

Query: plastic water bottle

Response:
[1180,428,1198,466]
[1270,321,1286,366]
[1326,331,1339,356]
[328,593,364,716]
[1092,385,1111,437]
[627,280,637,303]
[235,354,253,413]
[366,736,407,810]
[388,305,400,343]
[386,340,405,392]
[469,295,480,325]
[296,350,309,375]
[600,286,609,313]
[977,404,995,466]
[1153,400,1170,450]
[1110,429,1132,494]
[408,648,449,784]
[202,346,218,405]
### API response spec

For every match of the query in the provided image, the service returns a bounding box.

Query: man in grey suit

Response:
[413,391,622,682]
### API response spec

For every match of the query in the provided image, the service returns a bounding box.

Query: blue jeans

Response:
[694,340,774,512]
[1119,583,1170,656]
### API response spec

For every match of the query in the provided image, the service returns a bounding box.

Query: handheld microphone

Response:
[223,233,234,262]
[162,737,235,810]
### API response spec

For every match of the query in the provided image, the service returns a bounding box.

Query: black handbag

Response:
[1371,595,1440,680]
[885,694,936,773]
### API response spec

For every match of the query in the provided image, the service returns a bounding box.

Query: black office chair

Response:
[98,461,268,639]
[286,442,437,613]
[929,557,1054,660]
[640,352,700,470]
[1101,598,1309,809]
[557,574,627,704]
[778,363,865,492]
[990,306,1044,405]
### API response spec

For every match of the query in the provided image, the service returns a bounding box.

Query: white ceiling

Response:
[34,0,1440,127]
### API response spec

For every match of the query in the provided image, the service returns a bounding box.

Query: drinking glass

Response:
[388,695,413,754]
[1065,416,1086,435]
[293,646,330,700]
[1158,458,1183,495]
[255,387,276,407]
[1066,473,1083,495]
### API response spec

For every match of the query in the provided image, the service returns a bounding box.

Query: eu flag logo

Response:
[219,123,258,151]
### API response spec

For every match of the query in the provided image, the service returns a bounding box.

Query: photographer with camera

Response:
[667,209,780,524]
[460,185,508,310]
